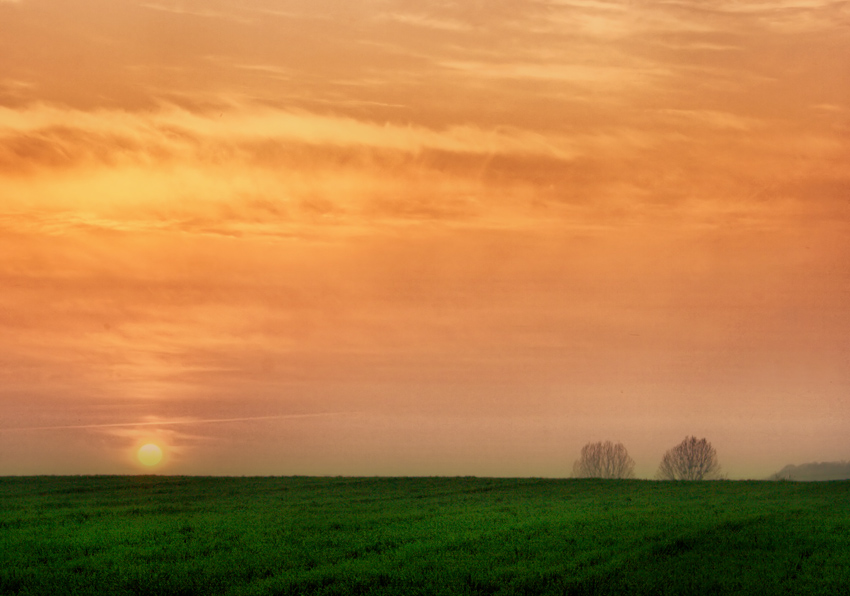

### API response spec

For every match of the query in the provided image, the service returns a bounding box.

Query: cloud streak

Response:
[0,104,579,164]
[139,1,254,23]
[0,412,361,432]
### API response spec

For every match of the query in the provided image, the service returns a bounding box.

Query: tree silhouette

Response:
[573,440,635,479]
[657,436,721,480]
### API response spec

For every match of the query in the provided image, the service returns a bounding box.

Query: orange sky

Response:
[0,0,848,478]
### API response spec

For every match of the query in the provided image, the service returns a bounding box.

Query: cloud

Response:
[0,102,590,232]
[139,1,253,23]
[651,108,758,131]
[0,412,361,432]
[0,78,34,93]
[645,0,850,32]
[379,12,473,32]
[1,94,847,241]
[0,104,578,171]
[438,59,671,91]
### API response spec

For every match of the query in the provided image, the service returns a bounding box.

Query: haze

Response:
[1,0,848,478]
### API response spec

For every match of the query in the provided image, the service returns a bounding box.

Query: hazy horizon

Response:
[1,0,848,479]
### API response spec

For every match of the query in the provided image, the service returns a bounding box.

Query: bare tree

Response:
[657,436,721,480]
[573,440,636,479]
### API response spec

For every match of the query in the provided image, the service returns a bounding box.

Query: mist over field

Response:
[769,461,850,481]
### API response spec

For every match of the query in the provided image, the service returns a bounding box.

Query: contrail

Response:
[0,412,361,432]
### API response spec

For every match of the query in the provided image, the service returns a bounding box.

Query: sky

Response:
[0,0,848,478]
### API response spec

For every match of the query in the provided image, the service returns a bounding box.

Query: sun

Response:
[137,443,163,467]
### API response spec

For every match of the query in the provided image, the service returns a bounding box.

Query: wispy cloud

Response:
[378,12,473,32]
[0,78,34,93]
[645,0,850,32]
[0,104,578,168]
[651,108,758,131]
[1,95,846,239]
[439,59,670,89]
[0,412,362,432]
[139,1,253,23]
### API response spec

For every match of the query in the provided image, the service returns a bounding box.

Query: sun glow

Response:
[137,443,163,467]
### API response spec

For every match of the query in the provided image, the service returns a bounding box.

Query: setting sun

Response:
[137,444,163,467]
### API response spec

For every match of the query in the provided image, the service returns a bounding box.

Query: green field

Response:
[1,476,848,595]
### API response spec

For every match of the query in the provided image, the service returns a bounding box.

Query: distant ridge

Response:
[769,461,850,481]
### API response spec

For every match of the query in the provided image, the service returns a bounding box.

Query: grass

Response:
[1,476,848,595]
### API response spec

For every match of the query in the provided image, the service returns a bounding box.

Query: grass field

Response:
[1,476,848,595]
